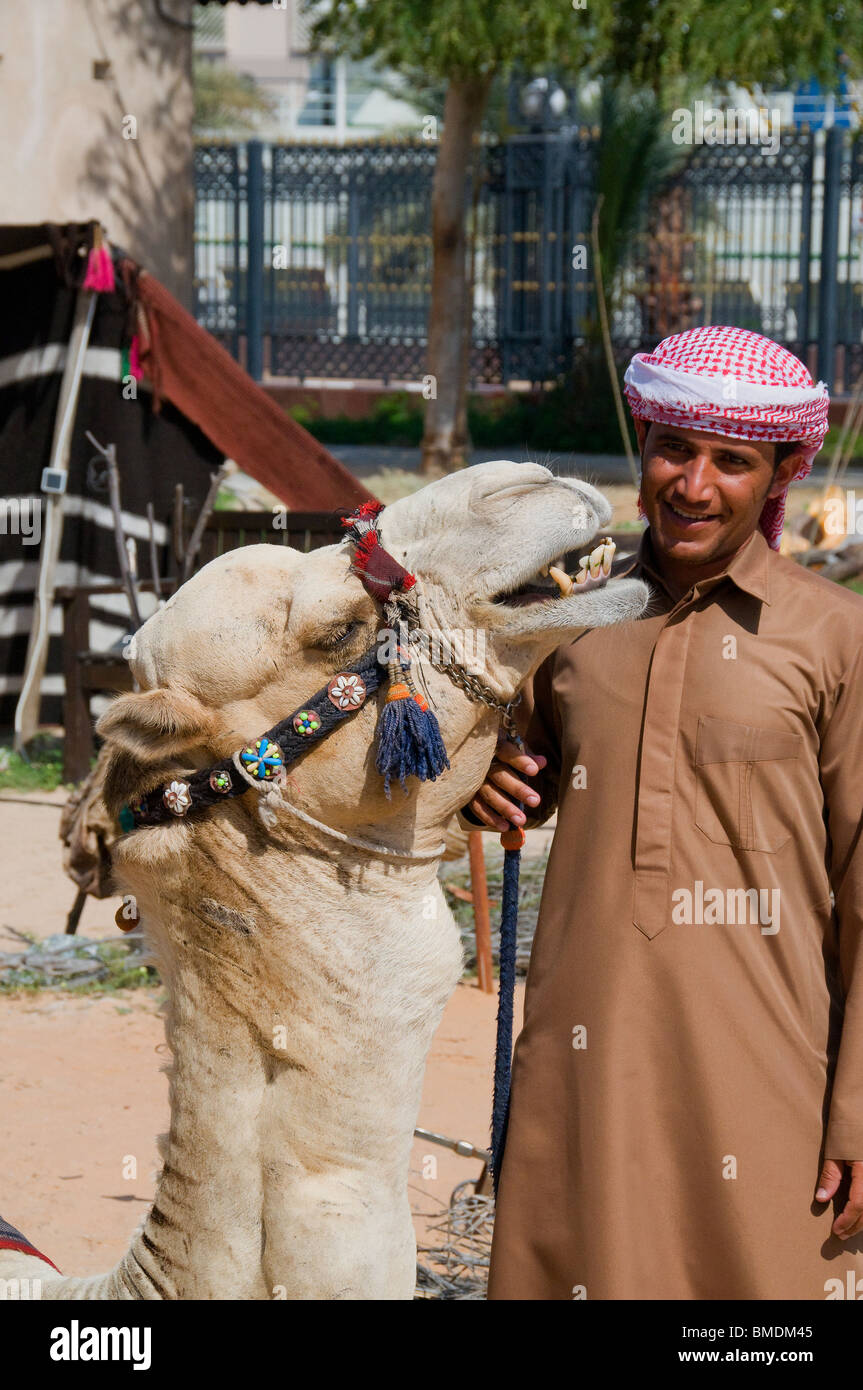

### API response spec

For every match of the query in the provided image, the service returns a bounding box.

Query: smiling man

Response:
[464,326,863,1299]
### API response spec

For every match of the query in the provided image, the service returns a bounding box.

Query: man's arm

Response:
[816,638,863,1237]
[457,649,563,833]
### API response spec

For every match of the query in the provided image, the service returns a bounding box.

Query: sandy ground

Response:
[0,791,526,1278]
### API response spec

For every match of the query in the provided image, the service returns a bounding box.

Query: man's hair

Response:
[774,440,804,468]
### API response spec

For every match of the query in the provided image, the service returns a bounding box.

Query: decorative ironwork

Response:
[195,127,863,393]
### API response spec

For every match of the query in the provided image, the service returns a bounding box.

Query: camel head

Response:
[98,461,647,849]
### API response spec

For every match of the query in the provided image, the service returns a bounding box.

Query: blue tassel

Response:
[491,840,521,1196]
[376,691,450,797]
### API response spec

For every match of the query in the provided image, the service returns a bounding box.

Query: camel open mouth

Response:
[491,538,617,607]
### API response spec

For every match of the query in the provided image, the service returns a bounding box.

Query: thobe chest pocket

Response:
[694,715,803,853]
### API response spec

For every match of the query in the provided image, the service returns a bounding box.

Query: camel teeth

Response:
[548,564,574,596]
[601,539,615,576]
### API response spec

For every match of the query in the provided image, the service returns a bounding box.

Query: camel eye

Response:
[317,619,361,651]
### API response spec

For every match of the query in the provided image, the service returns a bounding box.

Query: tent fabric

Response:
[132,265,372,511]
[0,223,373,729]
[0,228,220,726]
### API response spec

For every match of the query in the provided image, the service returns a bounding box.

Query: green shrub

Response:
[286,358,636,454]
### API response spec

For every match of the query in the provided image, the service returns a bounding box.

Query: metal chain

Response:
[423,647,523,743]
[361,534,524,742]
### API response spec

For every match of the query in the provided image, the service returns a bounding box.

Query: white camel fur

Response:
[2,461,647,1299]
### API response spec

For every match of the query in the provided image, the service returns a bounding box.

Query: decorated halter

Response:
[118,500,463,831]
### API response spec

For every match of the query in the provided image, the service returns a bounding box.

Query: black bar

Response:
[817,125,842,389]
[246,139,265,382]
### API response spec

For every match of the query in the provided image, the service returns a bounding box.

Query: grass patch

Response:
[0,932,161,998]
[355,468,428,504]
[0,734,69,793]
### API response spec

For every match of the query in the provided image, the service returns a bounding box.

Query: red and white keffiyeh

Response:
[623,326,830,548]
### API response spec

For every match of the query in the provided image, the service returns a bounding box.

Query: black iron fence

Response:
[195,127,863,393]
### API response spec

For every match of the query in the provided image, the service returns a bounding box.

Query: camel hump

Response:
[0,1214,61,1273]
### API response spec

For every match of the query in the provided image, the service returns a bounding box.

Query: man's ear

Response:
[633,418,649,452]
[767,452,805,498]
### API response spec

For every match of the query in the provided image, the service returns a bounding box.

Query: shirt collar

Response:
[617,526,772,606]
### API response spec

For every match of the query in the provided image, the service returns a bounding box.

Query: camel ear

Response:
[96,687,217,763]
[96,688,219,818]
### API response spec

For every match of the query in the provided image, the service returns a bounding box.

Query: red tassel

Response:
[341,499,385,529]
[353,530,380,571]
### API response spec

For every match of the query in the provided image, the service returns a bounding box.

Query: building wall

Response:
[0,0,195,306]
[223,0,310,131]
[218,0,420,139]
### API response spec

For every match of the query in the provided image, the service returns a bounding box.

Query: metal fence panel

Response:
[194,128,861,392]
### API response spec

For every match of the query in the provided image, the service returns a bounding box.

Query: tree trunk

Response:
[421,75,492,477]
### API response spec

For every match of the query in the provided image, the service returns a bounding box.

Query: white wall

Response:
[0,0,195,305]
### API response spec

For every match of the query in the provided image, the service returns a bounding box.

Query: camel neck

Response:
[122,959,272,1298]
[104,823,456,1298]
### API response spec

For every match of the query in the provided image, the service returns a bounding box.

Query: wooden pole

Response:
[182,460,232,583]
[85,433,142,631]
[468,830,494,993]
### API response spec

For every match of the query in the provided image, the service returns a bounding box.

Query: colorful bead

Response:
[327,672,368,710]
[117,804,135,832]
[292,710,321,737]
[209,769,233,794]
[240,738,284,779]
[163,780,192,816]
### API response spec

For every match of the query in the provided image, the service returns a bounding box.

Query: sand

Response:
[0,791,525,1277]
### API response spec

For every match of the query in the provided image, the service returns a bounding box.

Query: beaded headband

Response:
[118,501,450,831]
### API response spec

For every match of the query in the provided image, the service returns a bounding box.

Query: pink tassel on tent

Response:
[82,225,115,293]
[128,335,143,380]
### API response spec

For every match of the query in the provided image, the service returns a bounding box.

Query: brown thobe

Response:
[482,528,863,1299]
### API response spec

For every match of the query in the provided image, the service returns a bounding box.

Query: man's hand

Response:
[465,738,548,832]
[816,1158,863,1239]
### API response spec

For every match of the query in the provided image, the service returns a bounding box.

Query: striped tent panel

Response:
[0,226,223,727]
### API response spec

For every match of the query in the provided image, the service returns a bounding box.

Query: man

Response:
[464,326,863,1299]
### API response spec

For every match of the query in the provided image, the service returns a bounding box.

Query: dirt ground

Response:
[0,790,525,1278]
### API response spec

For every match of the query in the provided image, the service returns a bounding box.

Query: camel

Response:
[1,460,647,1299]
